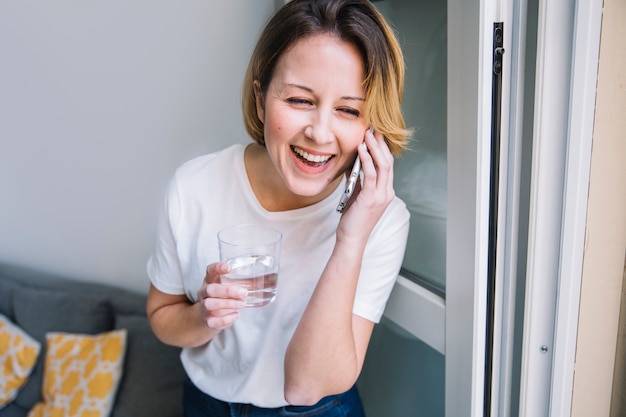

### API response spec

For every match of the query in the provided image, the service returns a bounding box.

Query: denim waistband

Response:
[183,376,365,417]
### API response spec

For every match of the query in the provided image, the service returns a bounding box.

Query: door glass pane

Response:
[380,0,448,297]
[357,317,444,416]
[357,2,448,416]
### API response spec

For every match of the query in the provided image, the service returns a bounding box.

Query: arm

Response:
[284,242,375,405]
[146,262,248,348]
[284,129,396,405]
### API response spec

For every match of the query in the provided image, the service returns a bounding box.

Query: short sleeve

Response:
[146,175,186,295]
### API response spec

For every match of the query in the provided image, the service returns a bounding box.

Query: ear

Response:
[253,80,265,122]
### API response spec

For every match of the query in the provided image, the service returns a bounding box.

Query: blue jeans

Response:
[183,376,366,417]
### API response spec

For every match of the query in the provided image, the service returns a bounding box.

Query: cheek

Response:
[340,128,366,153]
[265,108,294,136]
[263,115,290,150]
[265,117,282,135]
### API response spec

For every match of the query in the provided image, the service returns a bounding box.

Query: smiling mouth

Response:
[291,146,334,167]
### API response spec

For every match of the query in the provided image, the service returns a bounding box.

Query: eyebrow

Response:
[285,83,365,102]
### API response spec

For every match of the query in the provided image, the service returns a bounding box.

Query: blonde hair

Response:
[242,0,410,156]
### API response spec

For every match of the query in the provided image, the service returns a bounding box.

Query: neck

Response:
[243,144,341,212]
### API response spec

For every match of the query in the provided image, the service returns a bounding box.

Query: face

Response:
[255,33,368,199]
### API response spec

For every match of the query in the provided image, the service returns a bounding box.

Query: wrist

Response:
[332,234,367,263]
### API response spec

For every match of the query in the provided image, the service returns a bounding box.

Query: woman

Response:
[146,0,411,415]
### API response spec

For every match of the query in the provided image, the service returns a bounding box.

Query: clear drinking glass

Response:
[217,224,282,307]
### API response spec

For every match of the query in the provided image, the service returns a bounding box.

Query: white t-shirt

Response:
[147,144,410,407]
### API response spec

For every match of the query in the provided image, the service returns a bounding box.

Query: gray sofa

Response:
[0,262,185,417]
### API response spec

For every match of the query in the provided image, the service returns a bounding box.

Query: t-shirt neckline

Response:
[233,143,346,218]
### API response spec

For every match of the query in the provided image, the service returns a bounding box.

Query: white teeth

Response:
[293,147,332,163]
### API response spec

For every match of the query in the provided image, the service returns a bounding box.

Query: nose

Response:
[304,109,334,145]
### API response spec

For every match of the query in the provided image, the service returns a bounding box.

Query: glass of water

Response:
[217,224,282,307]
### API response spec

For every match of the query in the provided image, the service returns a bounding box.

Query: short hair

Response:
[242,0,410,156]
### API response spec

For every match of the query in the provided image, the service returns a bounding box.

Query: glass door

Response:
[357,0,515,416]
[357,1,446,416]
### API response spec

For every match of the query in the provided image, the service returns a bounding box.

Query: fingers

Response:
[204,261,230,284]
[363,127,393,164]
[198,285,247,330]
[198,262,248,330]
[202,283,248,306]
[358,128,395,203]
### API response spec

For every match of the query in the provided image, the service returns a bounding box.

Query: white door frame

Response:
[382,0,601,415]
[549,0,603,414]
[519,0,602,416]
[446,0,503,415]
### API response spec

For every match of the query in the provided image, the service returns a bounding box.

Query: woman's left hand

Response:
[337,128,395,242]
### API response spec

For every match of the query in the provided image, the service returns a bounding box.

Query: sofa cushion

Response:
[28,329,127,417]
[111,315,184,417]
[11,287,114,411]
[0,315,41,408]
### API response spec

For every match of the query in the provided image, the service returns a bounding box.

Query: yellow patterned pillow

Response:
[28,329,127,417]
[0,314,41,408]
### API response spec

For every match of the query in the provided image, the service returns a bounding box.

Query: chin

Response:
[286,179,335,199]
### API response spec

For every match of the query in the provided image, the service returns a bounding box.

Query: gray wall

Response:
[0,1,277,293]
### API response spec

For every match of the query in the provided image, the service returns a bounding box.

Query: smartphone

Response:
[336,153,362,213]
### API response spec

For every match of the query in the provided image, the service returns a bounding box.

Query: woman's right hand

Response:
[197,262,248,330]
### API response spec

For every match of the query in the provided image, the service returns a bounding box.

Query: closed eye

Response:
[338,107,360,117]
[287,98,312,106]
